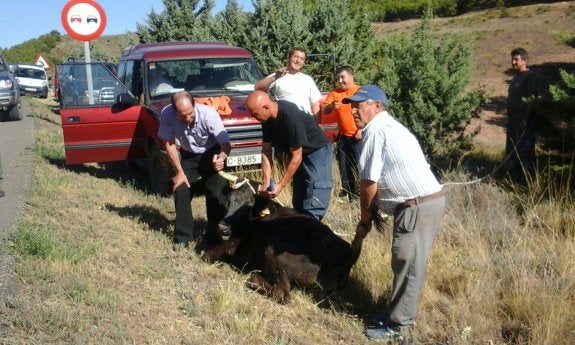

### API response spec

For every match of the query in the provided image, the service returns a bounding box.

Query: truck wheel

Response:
[148,145,172,196]
[8,102,23,121]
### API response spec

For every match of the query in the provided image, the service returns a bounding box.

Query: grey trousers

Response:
[387,196,446,326]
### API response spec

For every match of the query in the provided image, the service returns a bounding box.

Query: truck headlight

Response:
[0,79,14,90]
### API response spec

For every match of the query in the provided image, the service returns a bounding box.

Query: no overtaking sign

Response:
[61,0,107,41]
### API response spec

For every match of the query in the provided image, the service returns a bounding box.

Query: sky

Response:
[0,0,254,49]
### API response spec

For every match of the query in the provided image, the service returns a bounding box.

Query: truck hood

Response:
[16,76,47,88]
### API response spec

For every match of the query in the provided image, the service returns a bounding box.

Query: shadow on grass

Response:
[104,203,173,237]
[306,276,392,324]
[44,156,155,195]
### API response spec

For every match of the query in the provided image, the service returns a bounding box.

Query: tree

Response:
[137,0,216,43]
[305,0,379,89]
[211,0,250,47]
[374,10,487,159]
[243,0,313,75]
[548,69,575,144]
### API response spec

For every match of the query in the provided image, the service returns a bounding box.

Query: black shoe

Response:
[365,325,403,342]
[368,312,390,327]
[0,189,5,197]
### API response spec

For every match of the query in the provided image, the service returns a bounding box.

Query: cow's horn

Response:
[232,178,251,190]
[218,170,239,183]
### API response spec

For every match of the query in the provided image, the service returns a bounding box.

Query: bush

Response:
[374,10,488,160]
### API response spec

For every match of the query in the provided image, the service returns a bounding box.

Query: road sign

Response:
[61,0,107,41]
[35,55,50,69]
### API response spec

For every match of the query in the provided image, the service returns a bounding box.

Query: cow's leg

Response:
[246,273,273,293]
[246,247,292,303]
[201,238,242,263]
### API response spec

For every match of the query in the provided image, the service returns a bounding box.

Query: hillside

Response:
[373,2,575,148]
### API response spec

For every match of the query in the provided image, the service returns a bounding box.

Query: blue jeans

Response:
[292,144,333,220]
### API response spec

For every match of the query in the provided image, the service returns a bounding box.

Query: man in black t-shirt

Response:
[505,47,539,184]
[246,91,333,220]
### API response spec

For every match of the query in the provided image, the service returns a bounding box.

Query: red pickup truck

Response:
[56,41,338,194]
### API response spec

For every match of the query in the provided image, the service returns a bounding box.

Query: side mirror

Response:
[9,65,17,73]
[116,92,138,106]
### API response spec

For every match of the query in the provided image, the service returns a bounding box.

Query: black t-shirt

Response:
[262,100,330,155]
[507,69,538,116]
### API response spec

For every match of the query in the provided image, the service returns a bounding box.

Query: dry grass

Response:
[1,93,573,344]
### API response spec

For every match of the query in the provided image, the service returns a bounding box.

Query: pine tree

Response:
[137,0,216,43]
[211,0,250,47]
[305,0,378,89]
[375,10,487,159]
[243,0,313,75]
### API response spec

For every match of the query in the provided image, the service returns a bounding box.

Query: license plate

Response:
[25,88,36,92]
[227,154,261,167]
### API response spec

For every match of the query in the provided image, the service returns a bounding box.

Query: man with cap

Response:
[343,85,446,341]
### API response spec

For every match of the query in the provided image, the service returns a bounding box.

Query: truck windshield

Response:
[57,63,128,108]
[16,68,46,80]
[147,57,262,100]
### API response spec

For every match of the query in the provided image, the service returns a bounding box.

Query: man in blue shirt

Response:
[158,91,231,248]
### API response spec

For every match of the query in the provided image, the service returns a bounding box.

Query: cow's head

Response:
[217,173,273,235]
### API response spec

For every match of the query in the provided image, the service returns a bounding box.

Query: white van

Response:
[14,64,49,98]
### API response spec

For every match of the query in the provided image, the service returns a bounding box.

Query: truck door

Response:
[57,62,151,165]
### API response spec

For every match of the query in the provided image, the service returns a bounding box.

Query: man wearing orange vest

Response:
[322,66,361,202]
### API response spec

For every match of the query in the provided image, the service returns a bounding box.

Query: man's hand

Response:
[274,67,287,80]
[258,182,283,199]
[171,172,190,192]
[355,219,372,240]
[212,154,225,171]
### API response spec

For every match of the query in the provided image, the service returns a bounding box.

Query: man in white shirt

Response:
[342,85,446,342]
[255,47,322,121]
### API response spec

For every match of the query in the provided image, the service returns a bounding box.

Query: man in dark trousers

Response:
[505,47,539,184]
[245,91,333,221]
[158,91,231,248]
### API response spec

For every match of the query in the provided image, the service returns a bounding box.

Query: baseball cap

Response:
[342,84,389,106]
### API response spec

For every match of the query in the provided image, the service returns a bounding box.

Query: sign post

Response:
[61,0,107,105]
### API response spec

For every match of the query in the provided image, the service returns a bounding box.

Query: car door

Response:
[57,62,152,165]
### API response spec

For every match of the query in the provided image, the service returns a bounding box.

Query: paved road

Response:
[0,100,34,233]
[0,99,34,313]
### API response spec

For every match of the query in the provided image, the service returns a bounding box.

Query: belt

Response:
[401,190,444,208]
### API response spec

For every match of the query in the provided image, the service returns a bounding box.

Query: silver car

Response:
[0,54,21,121]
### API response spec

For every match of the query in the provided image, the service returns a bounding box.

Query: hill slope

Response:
[374,2,575,147]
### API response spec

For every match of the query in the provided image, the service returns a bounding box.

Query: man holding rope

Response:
[344,85,446,342]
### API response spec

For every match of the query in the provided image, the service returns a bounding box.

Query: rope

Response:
[441,131,527,187]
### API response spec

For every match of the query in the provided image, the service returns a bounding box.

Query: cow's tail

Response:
[337,210,388,288]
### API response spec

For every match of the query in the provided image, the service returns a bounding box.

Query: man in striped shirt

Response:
[342,85,446,342]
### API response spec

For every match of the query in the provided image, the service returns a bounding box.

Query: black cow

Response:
[202,177,382,304]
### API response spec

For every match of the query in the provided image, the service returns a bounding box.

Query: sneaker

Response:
[0,189,4,197]
[365,325,403,342]
[368,311,390,327]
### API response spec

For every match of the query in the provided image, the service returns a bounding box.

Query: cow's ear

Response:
[259,208,271,218]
